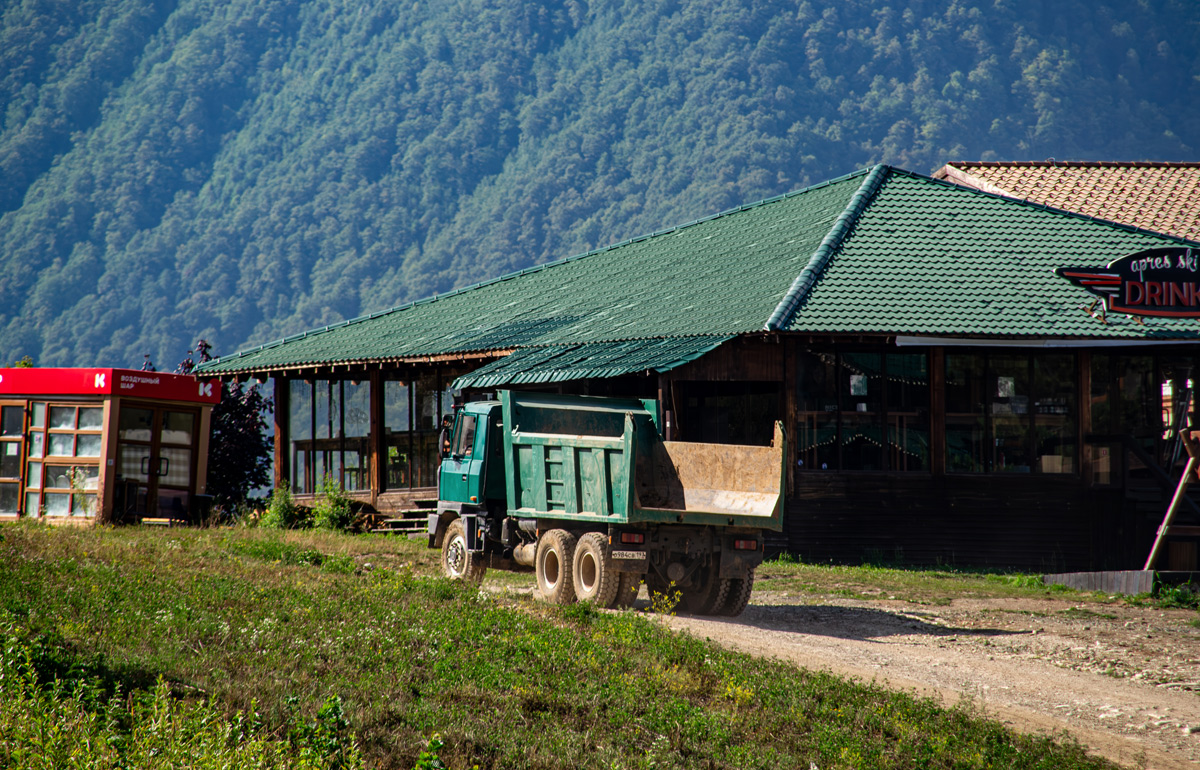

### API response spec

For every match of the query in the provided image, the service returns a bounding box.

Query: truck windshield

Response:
[453,414,477,458]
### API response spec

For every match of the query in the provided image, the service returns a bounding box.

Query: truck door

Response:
[439,411,486,505]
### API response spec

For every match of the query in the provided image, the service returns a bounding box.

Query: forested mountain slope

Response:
[2,0,1199,366]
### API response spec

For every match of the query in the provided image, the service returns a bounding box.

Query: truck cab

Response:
[438,400,504,509]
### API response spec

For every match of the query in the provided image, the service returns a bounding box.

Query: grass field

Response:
[0,522,1129,769]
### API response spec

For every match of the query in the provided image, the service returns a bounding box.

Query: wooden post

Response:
[369,369,384,503]
[273,377,289,491]
[1144,430,1200,570]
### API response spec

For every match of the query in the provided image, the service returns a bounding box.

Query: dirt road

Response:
[658,591,1200,770]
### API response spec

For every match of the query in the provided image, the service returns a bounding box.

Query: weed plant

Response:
[260,481,307,530]
[0,524,1124,770]
[312,477,354,532]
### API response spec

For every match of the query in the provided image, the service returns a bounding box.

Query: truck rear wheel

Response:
[680,564,730,615]
[536,529,577,605]
[613,572,640,608]
[715,570,755,617]
[441,519,486,583]
[572,532,620,607]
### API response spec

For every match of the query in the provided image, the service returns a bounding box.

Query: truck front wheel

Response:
[572,532,620,607]
[535,529,577,605]
[441,519,486,583]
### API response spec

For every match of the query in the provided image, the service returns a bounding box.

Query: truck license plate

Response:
[612,550,646,560]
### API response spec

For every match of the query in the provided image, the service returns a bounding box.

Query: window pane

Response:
[413,373,443,487]
[79,466,99,491]
[75,434,101,458]
[28,432,42,459]
[839,353,883,470]
[119,445,150,484]
[0,483,16,514]
[289,380,313,494]
[48,433,74,457]
[946,354,986,472]
[384,380,410,490]
[119,408,154,441]
[161,411,194,445]
[1034,354,1076,474]
[1,406,23,436]
[25,492,40,515]
[50,406,75,430]
[796,349,838,471]
[46,465,72,489]
[886,353,930,471]
[26,461,41,488]
[44,492,70,516]
[77,407,102,430]
[0,442,19,478]
[159,447,191,486]
[71,493,96,517]
[991,354,1031,472]
[31,403,45,429]
[453,415,477,457]
[343,381,370,491]
[158,489,188,518]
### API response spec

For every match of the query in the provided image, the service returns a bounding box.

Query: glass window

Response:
[161,412,194,444]
[31,403,45,429]
[886,353,930,471]
[50,406,75,430]
[28,432,43,459]
[946,353,986,472]
[453,415,477,458]
[289,380,314,494]
[1,406,22,436]
[990,354,1032,473]
[119,408,154,441]
[0,483,17,514]
[796,349,930,471]
[75,434,101,458]
[48,434,74,457]
[25,491,40,515]
[384,380,411,490]
[26,462,41,488]
[44,493,70,516]
[0,441,19,478]
[159,448,190,486]
[1034,355,1076,474]
[120,445,150,484]
[342,381,370,492]
[839,353,883,470]
[77,407,102,430]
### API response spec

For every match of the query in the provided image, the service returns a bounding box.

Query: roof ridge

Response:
[199,169,875,373]
[763,164,890,331]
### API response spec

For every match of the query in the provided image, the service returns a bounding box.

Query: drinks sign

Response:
[1056,246,1200,318]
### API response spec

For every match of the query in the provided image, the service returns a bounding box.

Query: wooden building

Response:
[197,165,1200,571]
[0,367,220,524]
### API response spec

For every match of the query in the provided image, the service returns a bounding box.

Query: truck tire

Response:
[572,532,621,607]
[441,519,486,583]
[680,564,730,616]
[613,572,640,608]
[715,570,755,617]
[536,529,577,605]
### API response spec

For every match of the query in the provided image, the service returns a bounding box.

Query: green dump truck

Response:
[427,390,785,616]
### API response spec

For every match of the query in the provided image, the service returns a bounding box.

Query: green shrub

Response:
[312,477,354,532]
[260,482,307,530]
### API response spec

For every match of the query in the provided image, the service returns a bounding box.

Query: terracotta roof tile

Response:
[934,161,1200,241]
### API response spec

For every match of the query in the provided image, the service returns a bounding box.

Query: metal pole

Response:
[1145,430,1199,570]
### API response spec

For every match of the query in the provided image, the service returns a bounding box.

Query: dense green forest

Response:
[2,0,1199,367]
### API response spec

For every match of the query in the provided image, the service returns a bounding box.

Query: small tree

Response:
[178,340,274,508]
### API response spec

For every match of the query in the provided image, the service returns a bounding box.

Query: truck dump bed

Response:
[501,391,785,530]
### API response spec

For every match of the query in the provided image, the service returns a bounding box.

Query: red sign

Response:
[0,368,221,404]
[1057,247,1200,318]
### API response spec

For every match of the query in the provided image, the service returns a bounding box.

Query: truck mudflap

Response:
[635,421,786,529]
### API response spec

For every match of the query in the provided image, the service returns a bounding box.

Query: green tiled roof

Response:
[199,166,1199,377]
[783,169,1200,338]
[198,171,865,374]
[453,335,732,389]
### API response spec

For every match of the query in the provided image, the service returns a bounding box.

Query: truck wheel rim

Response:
[544,550,561,588]
[579,552,598,594]
[447,536,467,577]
